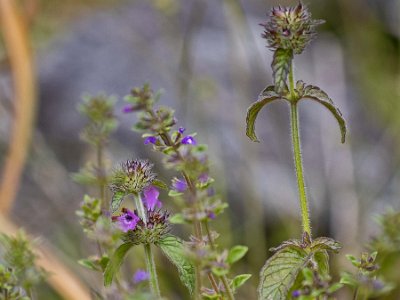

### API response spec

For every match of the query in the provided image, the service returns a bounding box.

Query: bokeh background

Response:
[0,0,399,298]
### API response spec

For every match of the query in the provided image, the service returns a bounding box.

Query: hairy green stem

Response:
[288,62,312,237]
[134,195,161,298]
[144,243,161,299]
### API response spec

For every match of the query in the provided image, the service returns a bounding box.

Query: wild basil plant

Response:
[0,231,47,300]
[121,84,251,299]
[246,2,345,299]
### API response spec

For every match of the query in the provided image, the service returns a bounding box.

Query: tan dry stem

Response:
[0,0,37,214]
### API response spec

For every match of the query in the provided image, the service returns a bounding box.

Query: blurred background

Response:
[0,0,399,298]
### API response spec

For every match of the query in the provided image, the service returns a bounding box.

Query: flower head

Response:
[143,186,162,211]
[260,2,324,54]
[133,269,150,284]
[114,208,140,232]
[144,136,157,145]
[182,135,197,145]
[110,159,156,195]
[122,209,170,245]
[178,127,186,134]
[122,105,135,113]
[171,177,187,192]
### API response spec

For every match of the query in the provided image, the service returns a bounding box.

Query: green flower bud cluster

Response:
[122,210,170,245]
[110,159,156,195]
[260,2,323,54]
[79,94,118,146]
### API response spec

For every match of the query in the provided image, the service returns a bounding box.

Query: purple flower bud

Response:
[182,136,197,145]
[143,186,162,211]
[198,173,209,183]
[178,127,186,134]
[172,177,187,192]
[207,211,216,220]
[116,208,140,232]
[144,136,157,145]
[133,269,150,283]
[292,290,301,298]
[122,105,135,113]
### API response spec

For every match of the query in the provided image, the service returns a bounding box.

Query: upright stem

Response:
[134,195,161,298]
[144,243,161,299]
[96,143,106,209]
[288,62,312,237]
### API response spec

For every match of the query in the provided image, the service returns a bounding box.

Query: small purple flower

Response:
[172,177,187,192]
[133,269,150,284]
[143,186,162,211]
[116,208,140,232]
[122,105,135,113]
[144,136,157,145]
[292,290,301,298]
[198,173,209,183]
[207,211,216,220]
[182,135,197,145]
[178,127,186,134]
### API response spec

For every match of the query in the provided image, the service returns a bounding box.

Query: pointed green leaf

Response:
[231,274,252,290]
[104,242,134,286]
[258,245,311,300]
[227,245,248,265]
[301,84,347,143]
[157,235,195,295]
[152,179,168,190]
[111,191,125,213]
[272,48,293,93]
[310,237,341,253]
[169,213,186,224]
[246,86,281,142]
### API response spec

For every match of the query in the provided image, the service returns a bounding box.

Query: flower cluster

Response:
[113,207,170,245]
[110,159,156,195]
[79,94,118,146]
[260,2,323,54]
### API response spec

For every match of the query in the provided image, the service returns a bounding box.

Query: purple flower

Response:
[207,211,216,220]
[198,173,209,183]
[172,177,187,192]
[143,186,162,211]
[122,105,135,113]
[133,269,150,284]
[182,136,197,145]
[144,136,157,145]
[292,290,301,298]
[116,208,140,232]
[178,127,186,134]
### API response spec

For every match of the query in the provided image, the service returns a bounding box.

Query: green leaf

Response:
[310,237,341,253]
[110,191,125,213]
[231,274,252,290]
[258,245,311,300]
[301,84,347,143]
[227,245,248,265]
[157,235,195,295]
[169,213,185,224]
[246,86,282,142]
[313,250,329,276]
[152,179,168,190]
[327,282,344,294]
[168,190,183,197]
[272,48,293,93]
[104,242,134,286]
[78,258,98,271]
